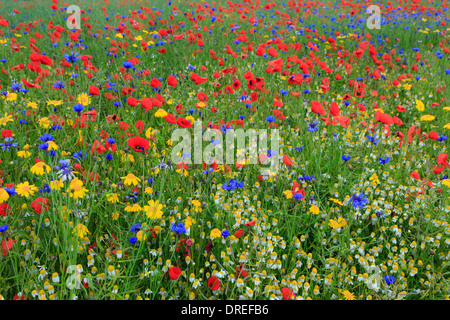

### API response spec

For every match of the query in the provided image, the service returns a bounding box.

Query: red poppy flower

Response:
[235,263,249,278]
[167,75,178,88]
[311,100,326,115]
[437,153,449,168]
[281,287,296,300]
[128,136,150,154]
[1,238,16,257]
[168,266,181,280]
[207,276,221,291]
[1,130,13,138]
[282,154,292,166]
[0,203,12,217]
[428,131,439,140]
[176,104,185,114]
[135,120,144,133]
[245,220,256,227]
[164,113,177,124]
[141,98,153,112]
[89,85,100,96]
[396,105,406,112]
[127,96,139,107]
[190,72,207,85]
[150,78,161,88]
[234,230,244,238]
[410,171,420,180]
[267,46,278,57]
[31,197,50,214]
[176,117,192,128]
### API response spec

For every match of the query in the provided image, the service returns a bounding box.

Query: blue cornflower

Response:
[123,61,133,69]
[38,142,49,150]
[39,184,51,193]
[384,275,395,285]
[170,222,187,235]
[73,150,87,160]
[0,225,8,233]
[130,223,141,233]
[222,179,244,191]
[3,187,17,197]
[293,192,304,200]
[53,81,65,89]
[64,51,80,63]
[308,121,319,132]
[201,168,214,175]
[56,159,74,182]
[40,134,54,142]
[350,193,368,209]
[73,104,84,113]
[221,230,231,238]
[342,155,351,162]
[265,115,276,122]
[378,157,390,164]
[220,124,232,134]
[294,146,304,152]
[303,175,315,181]
[129,236,138,244]
[367,134,379,145]
[267,149,276,157]
[106,153,113,161]
[0,137,18,151]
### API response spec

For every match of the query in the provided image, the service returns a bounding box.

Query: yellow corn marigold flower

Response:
[5,92,17,102]
[154,109,167,118]
[185,216,195,229]
[47,141,58,151]
[284,190,293,199]
[39,117,51,129]
[144,186,153,194]
[50,179,64,191]
[121,173,140,186]
[210,228,222,238]
[420,115,435,121]
[442,179,450,188]
[144,200,163,219]
[415,99,425,112]
[77,93,91,106]
[309,204,320,215]
[17,144,31,158]
[46,100,63,106]
[192,200,201,212]
[106,193,119,203]
[342,290,355,300]
[136,230,147,241]
[73,224,90,239]
[27,101,38,109]
[125,204,142,213]
[30,161,51,175]
[328,217,347,229]
[68,178,88,199]
[0,188,10,203]
[0,113,13,126]
[16,181,38,197]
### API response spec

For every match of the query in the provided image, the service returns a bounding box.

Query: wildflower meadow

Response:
[0,0,449,303]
